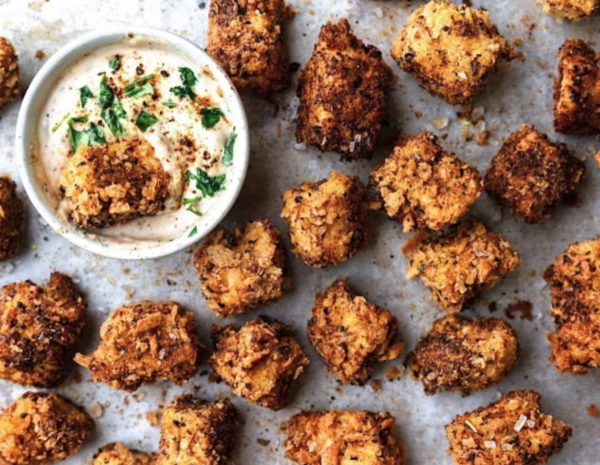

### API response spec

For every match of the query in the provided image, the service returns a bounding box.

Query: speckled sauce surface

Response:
[0,0,599,464]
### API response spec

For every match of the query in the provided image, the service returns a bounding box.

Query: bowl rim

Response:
[16,25,249,260]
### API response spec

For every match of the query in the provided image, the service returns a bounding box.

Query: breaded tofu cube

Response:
[0,392,93,465]
[194,219,289,318]
[157,396,239,465]
[296,19,393,160]
[544,237,600,374]
[369,132,482,232]
[208,0,290,95]
[539,0,599,20]
[445,390,572,465]
[0,38,19,110]
[75,301,201,391]
[554,39,600,134]
[407,315,518,395]
[281,171,368,268]
[308,279,403,385]
[210,319,309,410]
[0,175,24,260]
[59,138,172,229]
[93,443,156,465]
[391,0,512,106]
[403,218,520,313]
[484,125,585,224]
[285,410,406,465]
[0,272,86,387]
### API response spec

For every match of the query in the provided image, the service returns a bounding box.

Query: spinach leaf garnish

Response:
[201,107,224,129]
[163,100,177,108]
[98,75,127,136]
[183,168,226,215]
[170,67,197,100]
[68,118,106,152]
[188,226,198,237]
[136,111,158,132]
[222,127,237,166]
[101,109,125,137]
[52,113,71,133]
[79,86,95,108]
[109,55,121,71]
[99,74,116,110]
[123,74,155,99]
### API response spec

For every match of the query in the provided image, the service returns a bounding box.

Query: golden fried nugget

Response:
[296,19,392,160]
[403,218,520,313]
[308,279,403,385]
[285,410,406,465]
[407,315,518,395]
[0,175,24,260]
[157,396,239,465]
[208,0,290,95]
[210,319,309,410]
[0,272,86,387]
[93,443,156,465]
[194,219,289,317]
[446,390,572,465]
[59,138,171,229]
[554,39,600,134]
[281,171,368,268]
[391,0,512,106]
[484,125,585,224]
[75,301,201,391]
[369,132,482,232]
[539,0,599,20]
[0,392,93,465]
[544,237,600,374]
[0,38,19,110]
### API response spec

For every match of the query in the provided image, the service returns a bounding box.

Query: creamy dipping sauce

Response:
[35,36,241,245]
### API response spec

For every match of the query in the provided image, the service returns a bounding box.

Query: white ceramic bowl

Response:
[16,26,249,260]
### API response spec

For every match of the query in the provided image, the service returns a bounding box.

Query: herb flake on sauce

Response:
[201,107,224,129]
[79,86,95,108]
[222,128,237,166]
[136,111,158,132]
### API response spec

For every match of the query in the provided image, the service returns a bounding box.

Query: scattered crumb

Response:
[35,49,45,60]
[588,404,599,418]
[386,366,405,381]
[90,402,104,419]
[146,410,160,426]
[488,301,498,313]
[208,372,221,384]
[257,438,271,447]
[594,151,600,169]
[505,301,534,321]
[371,379,383,392]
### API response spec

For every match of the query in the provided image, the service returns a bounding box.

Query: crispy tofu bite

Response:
[93,443,156,465]
[369,132,482,232]
[0,38,19,110]
[281,171,368,268]
[296,19,392,160]
[391,0,512,106]
[484,125,585,224]
[208,0,290,95]
[0,175,25,260]
[285,410,406,465]
[308,279,403,385]
[194,219,289,318]
[0,272,86,387]
[75,301,201,391]
[59,138,172,229]
[210,319,309,410]
[539,0,599,20]
[0,392,93,465]
[446,390,572,465]
[407,315,518,396]
[554,39,600,134]
[157,396,239,465]
[545,237,600,374]
[403,218,520,313]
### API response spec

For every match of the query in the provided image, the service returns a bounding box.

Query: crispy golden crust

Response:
[445,390,572,465]
[0,392,93,465]
[285,410,406,465]
[369,132,482,232]
[75,301,201,391]
[539,0,599,20]
[484,125,585,224]
[93,443,156,465]
[207,0,289,95]
[308,279,403,385]
[210,319,309,410]
[554,39,600,134]
[391,0,512,106]
[407,315,518,395]
[0,272,86,388]
[157,396,239,465]
[0,38,19,110]
[403,218,520,313]
[0,175,24,261]
[296,19,392,160]
[194,219,289,317]
[544,237,600,374]
[59,138,171,229]
[281,171,368,268]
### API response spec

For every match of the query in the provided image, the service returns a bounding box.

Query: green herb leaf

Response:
[69,116,89,124]
[98,75,115,110]
[124,74,155,92]
[222,127,237,166]
[113,99,127,119]
[179,67,197,88]
[69,121,106,152]
[79,86,95,108]
[170,85,196,100]
[201,107,224,129]
[136,111,158,132]
[188,226,199,237]
[52,113,71,133]
[182,197,203,216]
[109,55,121,71]
[101,109,126,136]
[186,168,226,198]
[124,82,154,99]
[163,100,177,108]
